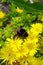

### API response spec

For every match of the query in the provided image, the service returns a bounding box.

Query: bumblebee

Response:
[13,26,28,39]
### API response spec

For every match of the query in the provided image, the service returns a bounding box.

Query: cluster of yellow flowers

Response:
[0,23,43,65]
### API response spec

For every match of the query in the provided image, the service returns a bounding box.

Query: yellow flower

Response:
[19,55,36,65]
[16,7,23,13]
[7,38,23,49]
[0,38,23,65]
[26,30,38,44]
[30,23,42,36]
[0,44,16,65]
[27,34,38,44]
[6,38,23,59]
[6,38,17,52]
[15,45,29,59]
[23,37,39,56]
[0,11,5,19]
